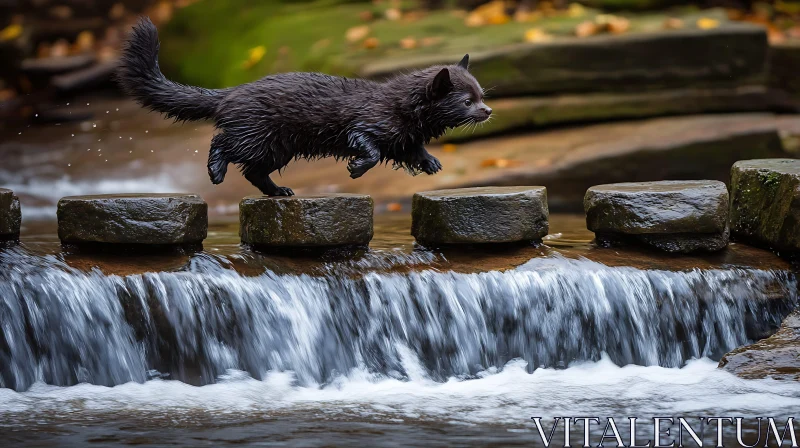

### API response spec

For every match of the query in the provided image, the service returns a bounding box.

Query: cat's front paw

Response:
[419,155,442,175]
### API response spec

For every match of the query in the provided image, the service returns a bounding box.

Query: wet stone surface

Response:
[730,158,800,253]
[239,194,374,249]
[585,180,730,253]
[719,310,800,381]
[57,194,208,246]
[411,187,549,245]
[0,188,21,241]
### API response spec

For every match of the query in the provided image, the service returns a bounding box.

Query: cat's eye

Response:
[464,99,472,106]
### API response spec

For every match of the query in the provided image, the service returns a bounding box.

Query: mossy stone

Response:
[0,188,21,241]
[57,194,208,245]
[363,24,768,97]
[411,187,549,245]
[239,194,373,248]
[730,159,800,252]
[585,180,730,253]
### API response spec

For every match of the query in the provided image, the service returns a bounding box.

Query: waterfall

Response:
[0,247,795,392]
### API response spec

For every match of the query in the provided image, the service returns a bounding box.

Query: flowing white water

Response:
[0,249,795,393]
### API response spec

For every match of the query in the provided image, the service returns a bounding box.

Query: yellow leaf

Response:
[442,144,458,153]
[345,25,370,43]
[567,3,586,18]
[0,24,22,42]
[696,18,720,30]
[241,45,266,70]
[399,37,417,49]
[525,28,553,43]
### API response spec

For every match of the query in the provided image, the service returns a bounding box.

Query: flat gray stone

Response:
[57,194,207,245]
[239,194,373,248]
[0,188,21,241]
[411,187,549,245]
[585,180,729,253]
[730,158,800,252]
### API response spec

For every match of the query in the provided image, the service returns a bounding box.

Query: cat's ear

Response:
[457,54,469,70]
[429,68,453,99]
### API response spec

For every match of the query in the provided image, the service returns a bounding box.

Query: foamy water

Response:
[1,356,798,427]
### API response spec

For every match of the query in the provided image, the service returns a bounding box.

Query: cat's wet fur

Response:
[118,17,492,196]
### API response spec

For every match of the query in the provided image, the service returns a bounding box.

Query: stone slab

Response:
[411,187,548,245]
[239,194,373,248]
[57,194,208,245]
[362,24,768,97]
[585,180,729,253]
[730,158,800,253]
[719,310,800,381]
[439,86,798,143]
[0,188,21,241]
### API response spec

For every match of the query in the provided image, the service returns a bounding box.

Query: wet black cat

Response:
[118,17,492,196]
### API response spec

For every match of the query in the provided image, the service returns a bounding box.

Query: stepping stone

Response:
[584,180,729,253]
[411,187,549,245]
[57,194,208,247]
[239,194,373,249]
[730,159,800,253]
[0,188,21,242]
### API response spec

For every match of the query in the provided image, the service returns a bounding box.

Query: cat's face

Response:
[426,55,492,130]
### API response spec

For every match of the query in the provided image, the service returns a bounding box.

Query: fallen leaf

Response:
[442,144,458,153]
[399,37,417,49]
[242,45,266,69]
[575,20,598,37]
[606,16,630,34]
[346,25,370,43]
[567,3,586,18]
[386,202,403,212]
[0,24,22,41]
[73,30,95,54]
[696,17,720,30]
[465,0,509,27]
[363,37,380,49]
[524,28,553,43]
[663,17,684,29]
[385,8,402,21]
[421,36,442,47]
[480,158,523,168]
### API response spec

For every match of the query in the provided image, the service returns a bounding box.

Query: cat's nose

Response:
[481,106,492,116]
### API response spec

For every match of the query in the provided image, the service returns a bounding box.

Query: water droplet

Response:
[105,159,108,162]
[66,103,70,106]
[129,151,132,153]
[18,132,21,135]
[106,111,109,114]
[86,103,90,106]
[34,114,38,117]
[145,130,149,133]
[98,148,101,151]
[92,124,96,128]
[98,139,101,142]
[194,150,198,153]
[150,150,154,153]
[115,108,119,111]
[67,163,71,167]
[129,137,133,140]
[71,134,74,137]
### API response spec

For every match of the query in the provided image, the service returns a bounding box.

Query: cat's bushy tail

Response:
[117,17,225,122]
